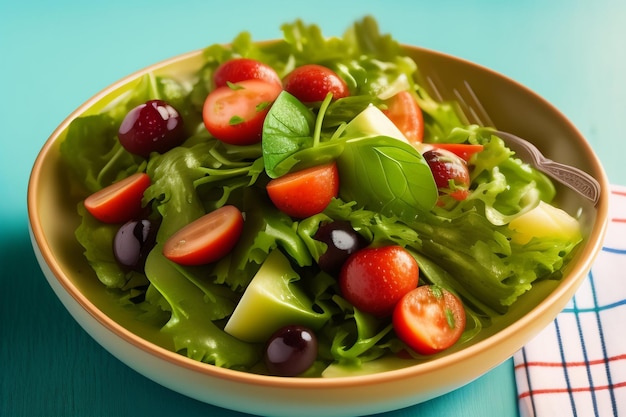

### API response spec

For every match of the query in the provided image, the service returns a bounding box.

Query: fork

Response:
[423,76,601,206]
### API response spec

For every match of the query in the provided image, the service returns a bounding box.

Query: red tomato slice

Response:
[393,285,466,355]
[429,143,484,162]
[213,58,281,88]
[383,91,424,144]
[84,172,150,224]
[266,162,339,219]
[282,64,350,103]
[339,245,419,317]
[163,205,244,266]
[203,79,282,145]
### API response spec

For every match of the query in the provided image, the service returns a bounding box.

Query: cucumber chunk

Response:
[508,201,581,244]
[224,249,330,343]
[344,104,409,143]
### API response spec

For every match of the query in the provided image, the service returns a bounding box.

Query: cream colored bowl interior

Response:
[27,44,609,417]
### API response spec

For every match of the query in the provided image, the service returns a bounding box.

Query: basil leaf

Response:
[336,136,438,219]
[262,91,316,178]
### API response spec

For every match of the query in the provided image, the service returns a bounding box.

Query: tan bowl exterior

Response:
[27,44,609,417]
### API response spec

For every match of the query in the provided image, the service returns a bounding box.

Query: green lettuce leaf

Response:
[144,246,261,368]
[74,204,133,289]
[60,115,143,193]
[326,300,398,365]
[315,186,576,315]
[144,141,212,242]
[144,136,264,242]
[434,127,556,225]
[212,188,313,291]
[60,72,198,194]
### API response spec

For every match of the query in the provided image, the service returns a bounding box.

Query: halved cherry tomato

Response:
[203,79,282,145]
[339,245,419,317]
[383,91,424,144]
[266,162,339,219]
[213,58,281,88]
[163,205,244,266]
[84,172,150,224]
[282,64,350,103]
[429,143,484,162]
[393,285,466,355]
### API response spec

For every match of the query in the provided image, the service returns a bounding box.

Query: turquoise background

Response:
[1,0,624,415]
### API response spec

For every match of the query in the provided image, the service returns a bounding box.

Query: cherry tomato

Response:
[383,91,424,144]
[213,58,281,88]
[84,172,150,224]
[422,148,470,201]
[393,285,466,355]
[282,64,349,103]
[203,79,282,145]
[428,143,484,162]
[339,245,419,317]
[266,162,339,219]
[162,205,244,266]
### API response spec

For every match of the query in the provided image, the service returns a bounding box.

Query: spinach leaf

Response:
[262,91,316,178]
[337,136,438,219]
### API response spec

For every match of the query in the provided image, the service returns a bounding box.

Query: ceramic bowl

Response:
[27,43,609,417]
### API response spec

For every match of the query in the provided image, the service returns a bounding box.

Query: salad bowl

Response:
[28,20,609,417]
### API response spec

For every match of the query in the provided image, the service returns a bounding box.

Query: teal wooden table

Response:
[2,0,624,415]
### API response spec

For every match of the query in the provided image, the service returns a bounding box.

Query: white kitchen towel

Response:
[514,184,626,416]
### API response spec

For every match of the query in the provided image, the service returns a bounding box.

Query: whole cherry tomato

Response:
[282,64,349,103]
[339,245,419,317]
[213,58,281,88]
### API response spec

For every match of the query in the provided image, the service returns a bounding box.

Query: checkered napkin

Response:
[514,184,626,417]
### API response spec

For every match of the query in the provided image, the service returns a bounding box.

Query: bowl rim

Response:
[27,42,610,389]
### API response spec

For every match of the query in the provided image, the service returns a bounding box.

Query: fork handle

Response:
[540,160,601,206]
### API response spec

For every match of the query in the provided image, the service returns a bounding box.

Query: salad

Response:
[60,16,583,377]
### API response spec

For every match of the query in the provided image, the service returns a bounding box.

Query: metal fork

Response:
[424,77,601,206]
